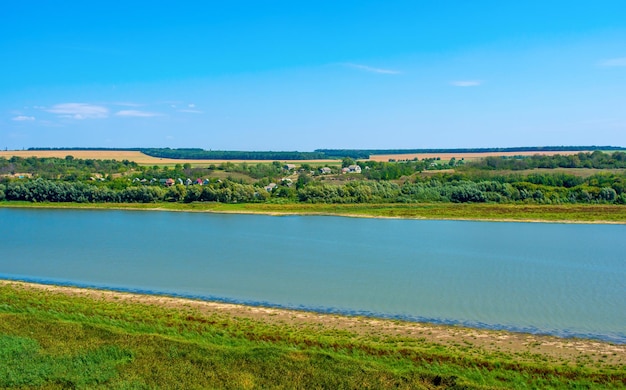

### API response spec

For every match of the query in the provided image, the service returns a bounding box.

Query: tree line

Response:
[315,146,625,160]
[26,146,626,161]
[2,174,625,205]
[140,148,329,160]
[0,179,264,204]
[0,156,138,180]
[463,151,626,170]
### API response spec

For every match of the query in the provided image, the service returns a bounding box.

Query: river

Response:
[1,208,624,343]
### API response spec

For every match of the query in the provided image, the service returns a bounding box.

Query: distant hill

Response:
[25,146,626,160]
[314,146,626,159]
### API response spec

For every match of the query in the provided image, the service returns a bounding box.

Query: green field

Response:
[1,282,624,389]
[2,201,626,223]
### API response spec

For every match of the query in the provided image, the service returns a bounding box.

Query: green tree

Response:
[184,185,203,202]
[342,157,356,168]
[296,173,311,189]
[166,184,187,202]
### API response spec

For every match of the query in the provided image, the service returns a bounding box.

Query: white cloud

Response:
[178,109,203,114]
[113,102,144,107]
[449,80,482,87]
[115,110,162,117]
[188,103,196,108]
[46,103,109,119]
[343,63,401,74]
[12,115,35,121]
[598,57,626,67]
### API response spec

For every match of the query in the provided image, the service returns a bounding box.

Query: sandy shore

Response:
[2,280,624,366]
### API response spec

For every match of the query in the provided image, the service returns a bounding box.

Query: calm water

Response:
[1,208,624,343]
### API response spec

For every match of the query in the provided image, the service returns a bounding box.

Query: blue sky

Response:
[2,1,625,151]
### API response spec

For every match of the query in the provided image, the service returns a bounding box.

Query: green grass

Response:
[2,201,626,223]
[0,284,624,389]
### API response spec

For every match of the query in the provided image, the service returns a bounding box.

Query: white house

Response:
[345,164,361,173]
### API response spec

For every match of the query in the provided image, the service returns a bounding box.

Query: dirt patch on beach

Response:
[3,280,624,366]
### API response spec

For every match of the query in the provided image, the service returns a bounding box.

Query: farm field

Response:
[0,150,339,166]
[0,149,596,166]
[368,150,593,162]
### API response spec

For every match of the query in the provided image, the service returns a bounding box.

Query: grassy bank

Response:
[1,282,625,389]
[2,200,626,223]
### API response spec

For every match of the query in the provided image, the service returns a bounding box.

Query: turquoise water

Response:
[1,208,624,343]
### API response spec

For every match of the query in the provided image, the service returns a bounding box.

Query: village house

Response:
[283,164,296,171]
[342,165,362,174]
[264,183,277,192]
[319,167,332,174]
[349,164,362,173]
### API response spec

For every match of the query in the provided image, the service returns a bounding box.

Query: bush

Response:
[450,185,486,203]
[599,187,617,202]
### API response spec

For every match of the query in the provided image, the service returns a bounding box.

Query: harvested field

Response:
[0,149,604,165]
[369,150,592,162]
[0,150,339,166]
[0,150,149,161]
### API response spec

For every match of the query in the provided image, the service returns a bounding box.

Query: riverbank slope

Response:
[1,280,624,389]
